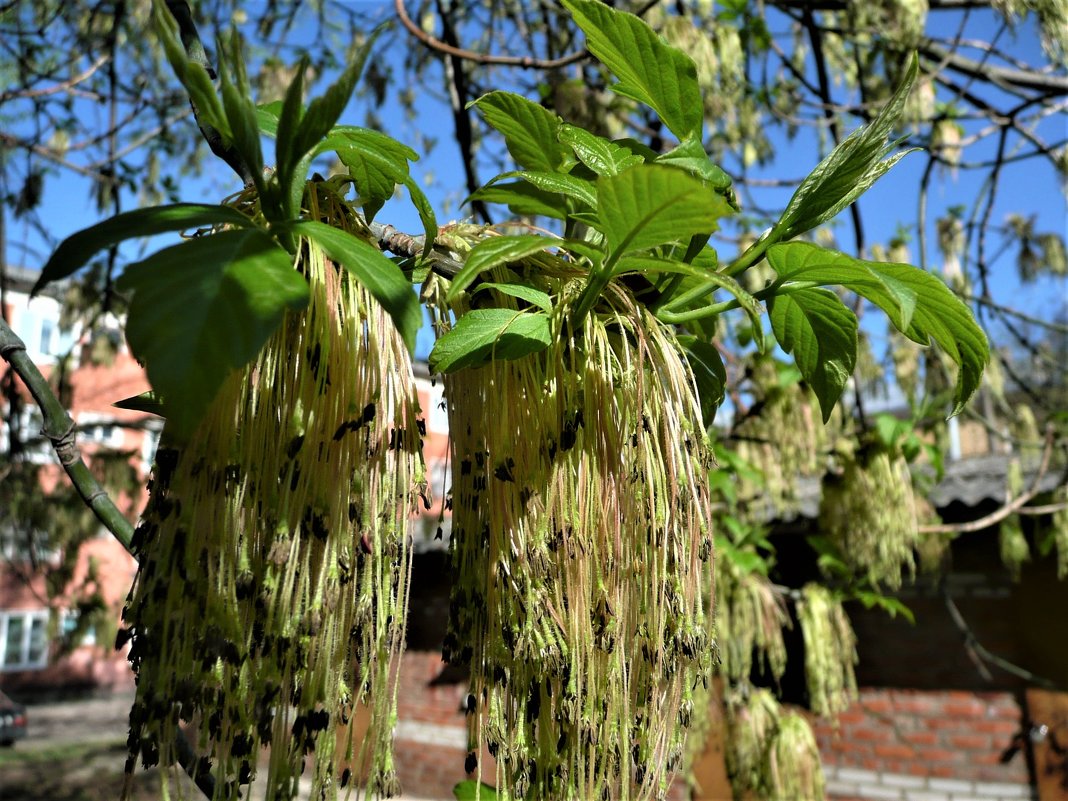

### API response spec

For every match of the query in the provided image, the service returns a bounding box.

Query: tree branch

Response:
[0,319,216,799]
[919,426,1063,535]
[394,0,586,69]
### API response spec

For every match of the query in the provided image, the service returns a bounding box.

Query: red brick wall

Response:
[814,688,1030,792]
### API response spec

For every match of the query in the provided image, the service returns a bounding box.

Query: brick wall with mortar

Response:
[814,688,1034,801]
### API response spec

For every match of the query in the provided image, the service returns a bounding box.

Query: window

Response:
[62,609,96,647]
[1,610,49,670]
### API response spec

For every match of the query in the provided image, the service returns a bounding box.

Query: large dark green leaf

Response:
[775,57,919,239]
[471,91,566,173]
[34,204,254,294]
[768,241,988,414]
[447,235,556,301]
[769,288,858,422]
[429,309,552,373]
[468,181,567,219]
[558,124,645,177]
[116,229,307,439]
[562,0,703,141]
[596,165,731,258]
[285,221,421,353]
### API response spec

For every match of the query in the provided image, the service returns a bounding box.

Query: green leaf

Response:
[256,100,282,135]
[402,176,439,258]
[471,91,566,172]
[291,32,379,158]
[562,0,703,141]
[447,235,556,301]
[498,171,597,209]
[284,221,421,352]
[217,36,265,194]
[677,335,725,427]
[429,309,552,373]
[769,288,858,422]
[475,282,553,312]
[113,391,165,416]
[116,229,307,439]
[153,0,229,140]
[776,56,920,238]
[655,136,732,190]
[453,780,499,801]
[468,181,566,219]
[558,124,645,177]
[335,128,414,221]
[35,204,254,294]
[768,241,988,414]
[596,165,731,258]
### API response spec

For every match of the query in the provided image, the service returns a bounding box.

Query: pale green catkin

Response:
[715,556,788,683]
[122,241,423,801]
[796,583,858,718]
[428,255,715,801]
[819,449,919,588]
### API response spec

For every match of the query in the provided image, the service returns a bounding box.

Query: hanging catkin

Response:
[429,262,715,801]
[121,239,423,800]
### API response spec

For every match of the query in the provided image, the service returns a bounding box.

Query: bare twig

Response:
[0,53,110,101]
[919,426,1061,534]
[394,0,586,69]
[942,585,1061,689]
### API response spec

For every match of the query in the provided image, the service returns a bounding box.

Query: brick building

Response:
[2,270,1065,799]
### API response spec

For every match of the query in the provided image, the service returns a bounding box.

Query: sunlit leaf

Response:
[472,91,566,173]
[769,288,858,422]
[35,204,254,294]
[284,221,421,352]
[116,229,307,439]
[563,0,703,140]
[429,309,552,373]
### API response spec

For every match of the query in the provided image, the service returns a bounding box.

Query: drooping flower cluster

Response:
[121,240,423,800]
[429,259,715,801]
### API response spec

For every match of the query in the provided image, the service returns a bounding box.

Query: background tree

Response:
[0,1,1065,800]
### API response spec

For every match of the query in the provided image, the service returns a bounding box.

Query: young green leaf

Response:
[496,170,597,209]
[289,29,380,162]
[447,235,556,301]
[429,309,552,373]
[558,124,645,177]
[471,91,567,173]
[655,136,732,190]
[596,164,732,258]
[768,241,988,414]
[216,36,265,195]
[152,0,229,140]
[34,204,255,294]
[769,288,858,422]
[334,128,415,220]
[402,176,439,258]
[116,229,308,439]
[475,282,553,312]
[562,0,703,141]
[775,56,920,239]
[283,221,422,353]
[467,181,567,219]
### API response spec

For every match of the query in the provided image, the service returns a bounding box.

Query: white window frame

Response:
[61,608,97,647]
[0,609,50,671]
